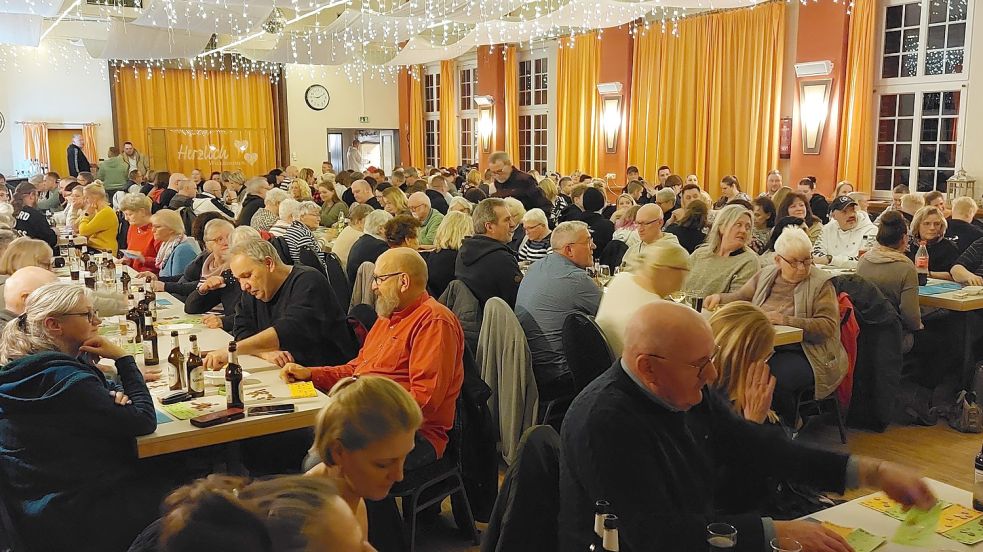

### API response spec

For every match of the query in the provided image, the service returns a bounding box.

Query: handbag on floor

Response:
[948,391,983,434]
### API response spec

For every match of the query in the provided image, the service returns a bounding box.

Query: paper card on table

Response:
[860,493,908,520]
[820,522,854,539]
[943,517,983,545]
[289,381,318,398]
[891,501,943,547]
[155,410,173,424]
[937,503,982,532]
[846,528,885,552]
[156,298,173,306]
[159,396,226,420]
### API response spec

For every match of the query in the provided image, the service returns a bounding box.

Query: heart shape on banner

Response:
[244,152,258,166]
[234,140,249,151]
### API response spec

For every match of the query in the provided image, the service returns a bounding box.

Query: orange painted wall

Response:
[789,2,850,195]
[397,69,412,167]
[597,25,634,193]
[476,45,507,172]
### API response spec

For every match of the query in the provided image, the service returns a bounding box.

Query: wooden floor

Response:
[414,419,983,552]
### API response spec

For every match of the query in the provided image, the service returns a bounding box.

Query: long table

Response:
[808,479,977,551]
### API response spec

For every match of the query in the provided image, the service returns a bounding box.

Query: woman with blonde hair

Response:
[685,204,759,294]
[0,237,52,275]
[907,205,958,280]
[447,196,473,215]
[381,186,409,216]
[289,179,313,202]
[463,169,483,194]
[76,183,119,254]
[136,210,201,279]
[538,177,559,204]
[425,211,473,297]
[307,375,423,541]
[708,301,777,424]
[833,181,854,199]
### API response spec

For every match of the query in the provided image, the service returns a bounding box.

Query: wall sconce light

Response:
[798,78,832,155]
[474,95,495,153]
[597,82,623,153]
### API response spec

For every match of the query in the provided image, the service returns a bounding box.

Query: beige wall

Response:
[284,65,399,170]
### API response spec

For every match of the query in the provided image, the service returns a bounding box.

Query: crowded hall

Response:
[2,0,983,550]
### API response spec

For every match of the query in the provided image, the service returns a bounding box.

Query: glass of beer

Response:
[770,538,802,552]
[707,523,736,550]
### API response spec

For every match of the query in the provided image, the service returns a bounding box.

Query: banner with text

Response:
[148,128,275,176]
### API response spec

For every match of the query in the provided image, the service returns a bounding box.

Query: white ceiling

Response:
[0,0,760,66]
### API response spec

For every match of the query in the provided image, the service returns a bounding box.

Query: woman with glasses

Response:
[0,283,165,552]
[684,204,759,295]
[135,209,200,281]
[704,226,847,426]
[181,219,241,331]
[517,208,552,264]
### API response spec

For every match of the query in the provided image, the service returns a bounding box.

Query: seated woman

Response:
[318,180,349,228]
[665,199,709,254]
[136,210,201,283]
[0,283,164,552]
[306,375,422,545]
[758,216,807,268]
[283,201,326,265]
[750,196,776,254]
[288,179,313,202]
[0,237,53,312]
[426,211,473,298]
[596,241,690,356]
[708,301,777,424]
[685,204,759,295]
[907,205,958,280]
[251,188,287,233]
[157,474,370,552]
[382,187,409,217]
[777,192,823,244]
[704,226,847,425]
[270,198,301,238]
[76,183,119,254]
[119,193,158,273]
[334,204,373,272]
[182,219,241,332]
[448,196,473,216]
[517,208,552,264]
[382,214,420,249]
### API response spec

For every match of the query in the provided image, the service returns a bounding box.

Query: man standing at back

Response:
[346,139,364,172]
[121,141,150,175]
[67,134,91,177]
[456,198,522,307]
[488,151,552,215]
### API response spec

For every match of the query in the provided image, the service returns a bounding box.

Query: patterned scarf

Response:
[155,235,187,270]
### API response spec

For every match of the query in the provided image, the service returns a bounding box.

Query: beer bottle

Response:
[589,500,610,551]
[125,294,142,343]
[145,277,158,317]
[141,313,159,366]
[601,515,619,552]
[226,341,244,409]
[186,335,205,398]
[120,270,131,293]
[167,331,186,391]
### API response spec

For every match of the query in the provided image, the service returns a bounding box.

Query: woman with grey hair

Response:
[251,187,287,232]
[283,201,326,266]
[517,208,552,264]
[345,209,392,285]
[0,283,165,551]
[135,209,200,281]
[270,197,301,238]
[448,196,473,215]
[685,204,759,294]
[705,226,846,426]
[181,219,242,331]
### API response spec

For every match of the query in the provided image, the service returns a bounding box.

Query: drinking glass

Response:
[770,538,801,552]
[668,291,687,304]
[687,288,706,312]
[707,523,737,550]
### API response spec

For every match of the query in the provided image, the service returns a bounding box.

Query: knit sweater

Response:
[857,246,921,334]
[685,245,760,295]
[78,206,120,253]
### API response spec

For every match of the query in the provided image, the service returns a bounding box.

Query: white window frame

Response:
[458,58,478,168]
[871,0,973,199]
[423,63,441,168]
[517,43,557,174]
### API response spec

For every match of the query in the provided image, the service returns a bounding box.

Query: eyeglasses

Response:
[641,345,720,378]
[636,218,663,227]
[205,235,229,244]
[777,254,813,269]
[372,272,405,285]
[60,309,98,324]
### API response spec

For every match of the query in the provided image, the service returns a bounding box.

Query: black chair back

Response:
[598,239,629,269]
[0,476,26,552]
[297,246,327,278]
[324,253,352,310]
[562,312,615,393]
[268,236,293,265]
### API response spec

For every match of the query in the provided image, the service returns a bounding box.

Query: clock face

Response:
[305,85,330,111]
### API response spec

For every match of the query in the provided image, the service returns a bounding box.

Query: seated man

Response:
[946,196,983,255]
[952,235,983,286]
[203,238,356,369]
[559,301,935,551]
[281,248,464,466]
[192,179,235,218]
[1,266,58,325]
[408,191,444,246]
[168,178,197,210]
[623,203,680,268]
[812,195,876,268]
[516,221,601,400]
[455,198,522,308]
[578,188,613,261]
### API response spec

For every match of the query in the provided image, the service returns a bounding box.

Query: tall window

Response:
[518,55,550,174]
[424,66,440,168]
[459,64,478,167]
[873,0,971,195]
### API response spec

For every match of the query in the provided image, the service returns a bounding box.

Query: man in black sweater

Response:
[12,183,57,249]
[488,151,552,215]
[455,197,522,308]
[203,238,356,370]
[559,301,935,552]
[67,134,91,177]
[578,187,613,262]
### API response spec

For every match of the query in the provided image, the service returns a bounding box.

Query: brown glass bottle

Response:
[186,335,205,398]
[141,313,159,366]
[167,331,186,391]
[225,341,244,409]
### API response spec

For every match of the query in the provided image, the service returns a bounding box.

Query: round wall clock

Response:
[305,84,330,111]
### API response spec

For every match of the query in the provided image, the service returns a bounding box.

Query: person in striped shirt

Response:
[518,208,553,264]
[282,201,325,267]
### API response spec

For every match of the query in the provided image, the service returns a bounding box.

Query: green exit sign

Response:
[359,116,369,123]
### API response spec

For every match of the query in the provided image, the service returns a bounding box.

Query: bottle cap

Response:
[603,514,618,529]
[171,330,178,337]
[594,500,610,514]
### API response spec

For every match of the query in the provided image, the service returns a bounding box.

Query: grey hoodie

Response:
[856,247,921,334]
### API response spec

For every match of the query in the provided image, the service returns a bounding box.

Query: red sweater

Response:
[125,224,159,274]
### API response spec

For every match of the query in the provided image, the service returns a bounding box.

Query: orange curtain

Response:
[22,122,49,167]
[409,65,426,169]
[628,2,785,198]
[81,124,98,164]
[836,0,877,193]
[113,68,277,175]
[439,60,460,167]
[504,45,520,163]
[556,33,601,176]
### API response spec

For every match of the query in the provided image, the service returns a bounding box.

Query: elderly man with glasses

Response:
[622,203,679,269]
[281,247,464,468]
[408,191,443,246]
[560,300,935,552]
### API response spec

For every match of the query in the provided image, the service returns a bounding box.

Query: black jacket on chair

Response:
[346,235,389,286]
[455,235,522,308]
[579,212,614,262]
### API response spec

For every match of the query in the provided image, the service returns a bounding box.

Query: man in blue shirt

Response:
[515,220,601,401]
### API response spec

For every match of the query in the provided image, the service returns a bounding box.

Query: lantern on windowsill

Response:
[946,169,978,204]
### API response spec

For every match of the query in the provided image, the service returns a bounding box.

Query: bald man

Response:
[1,267,58,325]
[281,247,464,466]
[559,301,935,552]
[408,191,443,246]
[350,179,382,210]
[622,203,679,268]
[159,172,185,208]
